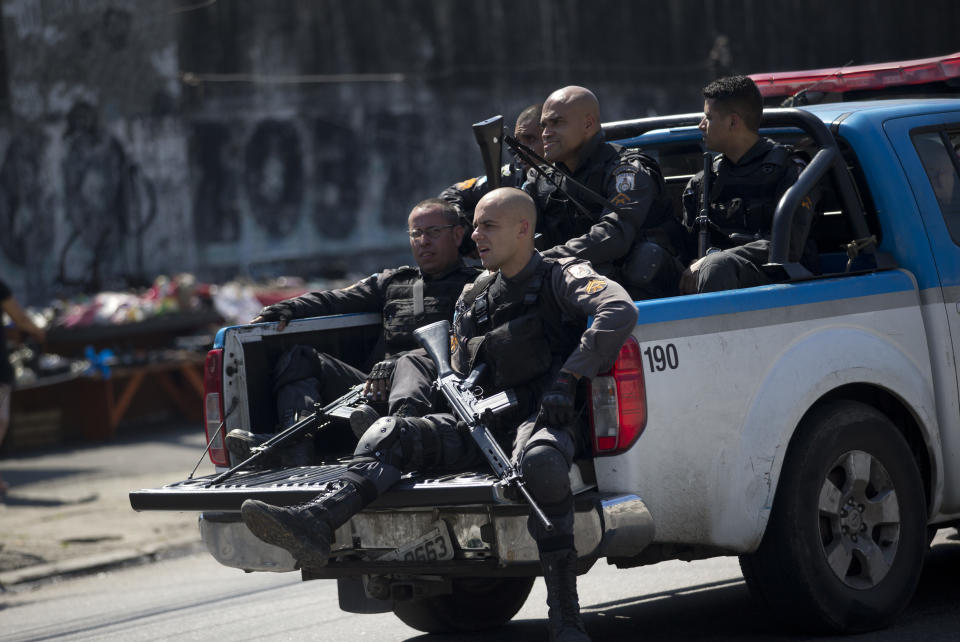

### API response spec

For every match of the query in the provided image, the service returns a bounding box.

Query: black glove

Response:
[364,360,396,401]
[539,371,578,427]
[255,304,293,324]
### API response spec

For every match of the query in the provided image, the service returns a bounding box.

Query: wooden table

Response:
[9,354,207,448]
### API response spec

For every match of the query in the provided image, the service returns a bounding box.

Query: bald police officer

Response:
[229,198,480,461]
[240,188,637,641]
[527,86,684,300]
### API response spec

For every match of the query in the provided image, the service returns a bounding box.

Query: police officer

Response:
[240,188,637,641]
[439,104,544,222]
[228,198,481,461]
[679,75,818,293]
[527,85,684,300]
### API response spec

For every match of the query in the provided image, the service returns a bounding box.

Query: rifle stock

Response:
[472,115,504,191]
[413,320,456,378]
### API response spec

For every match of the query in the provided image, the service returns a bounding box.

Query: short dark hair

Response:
[412,197,461,225]
[516,103,542,128]
[703,75,763,132]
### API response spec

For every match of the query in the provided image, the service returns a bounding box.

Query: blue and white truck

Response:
[132,95,960,635]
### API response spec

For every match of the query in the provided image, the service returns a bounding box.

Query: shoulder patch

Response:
[455,177,479,190]
[585,279,607,294]
[612,165,637,192]
[566,263,597,280]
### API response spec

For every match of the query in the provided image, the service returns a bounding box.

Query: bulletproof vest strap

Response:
[477,260,549,331]
[412,278,424,316]
[460,271,497,325]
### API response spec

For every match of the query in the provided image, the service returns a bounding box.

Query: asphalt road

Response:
[3,531,960,641]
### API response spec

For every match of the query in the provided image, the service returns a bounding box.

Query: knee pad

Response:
[354,417,406,467]
[520,444,571,507]
[621,241,681,297]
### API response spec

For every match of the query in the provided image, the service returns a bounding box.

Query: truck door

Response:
[885,110,960,512]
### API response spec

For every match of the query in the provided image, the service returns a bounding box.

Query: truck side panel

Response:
[594,269,939,551]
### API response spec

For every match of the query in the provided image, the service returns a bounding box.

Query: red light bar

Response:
[749,51,960,98]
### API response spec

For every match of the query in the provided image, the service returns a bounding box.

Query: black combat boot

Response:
[225,429,277,467]
[224,428,314,468]
[540,548,590,641]
[240,479,364,567]
[348,404,380,438]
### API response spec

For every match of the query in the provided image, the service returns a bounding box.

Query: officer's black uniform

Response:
[254,261,480,432]
[681,137,818,292]
[524,132,684,300]
[439,162,527,219]
[240,252,638,639]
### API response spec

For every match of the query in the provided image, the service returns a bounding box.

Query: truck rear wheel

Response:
[392,576,534,633]
[738,400,926,634]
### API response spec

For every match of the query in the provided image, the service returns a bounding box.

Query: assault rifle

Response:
[207,383,365,486]
[697,151,713,258]
[414,320,554,531]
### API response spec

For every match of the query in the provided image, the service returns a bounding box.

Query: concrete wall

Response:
[1,0,958,303]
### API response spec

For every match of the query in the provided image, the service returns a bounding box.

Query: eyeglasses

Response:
[407,224,456,240]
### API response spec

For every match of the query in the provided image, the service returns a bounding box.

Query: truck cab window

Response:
[912,130,960,244]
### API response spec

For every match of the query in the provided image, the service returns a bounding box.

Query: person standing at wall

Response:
[0,279,46,494]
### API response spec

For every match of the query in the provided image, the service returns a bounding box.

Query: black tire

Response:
[738,400,927,634]
[392,576,535,633]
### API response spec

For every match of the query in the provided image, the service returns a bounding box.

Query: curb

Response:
[0,536,205,589]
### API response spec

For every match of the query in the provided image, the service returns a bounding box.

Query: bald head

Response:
[541,86,601,171]
[478,187,536,226]
[544,86,600,125]
[471,188,537,277]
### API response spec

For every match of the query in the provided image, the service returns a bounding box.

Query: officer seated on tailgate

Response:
[525,85,686,300]
[240,187,637,642]
[679,75,819,293]
[229,198,480,465]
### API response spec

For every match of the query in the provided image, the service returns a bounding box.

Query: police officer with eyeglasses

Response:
[226,198,481,464]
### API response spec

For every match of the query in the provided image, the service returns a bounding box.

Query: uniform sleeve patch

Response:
[610,192,631,206]
[615,172,635,192]
[455,177,479,190]
[567,263,596,279]
[585,279,607,294]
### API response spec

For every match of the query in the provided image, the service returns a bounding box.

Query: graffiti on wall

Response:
[59,101,158,291]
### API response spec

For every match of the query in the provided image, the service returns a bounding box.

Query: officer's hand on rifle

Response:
[364,360,395,402]
[251,304,293,331]
[539,370,579,427]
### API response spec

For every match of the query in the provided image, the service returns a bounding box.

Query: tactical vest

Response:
[451,258,582,392]
[705,144,795,248]
[531,144,676,254]
[381,265,477,356]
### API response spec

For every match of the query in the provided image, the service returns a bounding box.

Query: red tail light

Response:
[203,349,229,467]
[588,337,647,455]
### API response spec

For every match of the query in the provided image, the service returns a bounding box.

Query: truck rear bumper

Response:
[198,492,655,574]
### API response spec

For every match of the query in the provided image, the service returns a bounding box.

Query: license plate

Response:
[377,520,454,562]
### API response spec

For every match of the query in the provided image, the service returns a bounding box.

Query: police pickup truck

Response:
[131,97,960,635]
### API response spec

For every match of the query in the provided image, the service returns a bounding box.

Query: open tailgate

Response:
[130,465,508,512]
